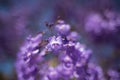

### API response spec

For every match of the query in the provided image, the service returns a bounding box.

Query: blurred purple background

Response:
[0,0,120,80]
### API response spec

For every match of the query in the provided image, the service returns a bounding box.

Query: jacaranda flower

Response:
[16,20,108,80]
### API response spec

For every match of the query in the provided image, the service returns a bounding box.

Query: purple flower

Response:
[16,20,106,80]
[85,11,120,35]
[55,20,71,35]
[67,31,79,41]
[107,69,120,80]
[46,36,63,52]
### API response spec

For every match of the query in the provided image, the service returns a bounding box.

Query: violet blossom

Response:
[84,11,120,35]
[16,20,112,80]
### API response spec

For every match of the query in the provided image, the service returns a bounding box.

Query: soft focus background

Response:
[0,0,120,80]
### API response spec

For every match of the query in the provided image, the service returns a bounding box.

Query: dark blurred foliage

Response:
[0,0,120,80]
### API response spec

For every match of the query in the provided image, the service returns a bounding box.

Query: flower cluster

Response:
[85,11,120,35]
[107,69,120,80]
[16,20,118,80]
